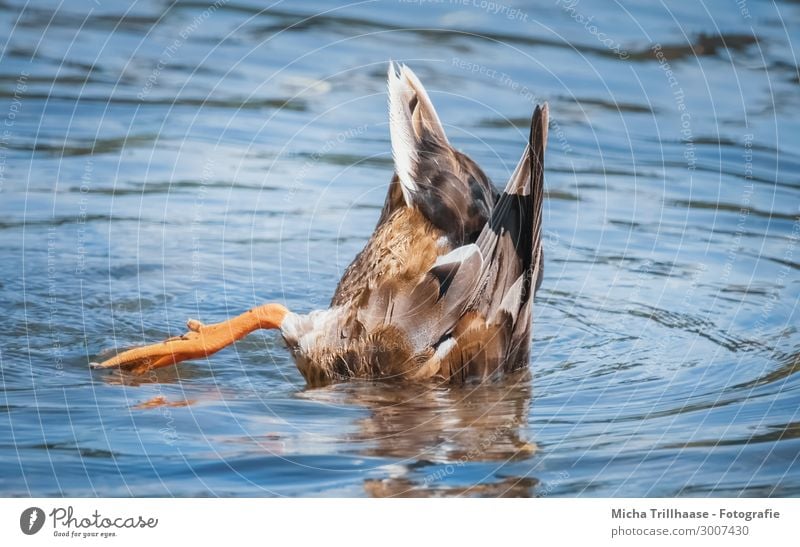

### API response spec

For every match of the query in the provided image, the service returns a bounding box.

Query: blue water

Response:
[1,0,798,496]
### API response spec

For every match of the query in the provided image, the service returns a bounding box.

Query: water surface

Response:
[1,0,799,496]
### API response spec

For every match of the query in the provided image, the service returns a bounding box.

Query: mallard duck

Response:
[92,63,548,385]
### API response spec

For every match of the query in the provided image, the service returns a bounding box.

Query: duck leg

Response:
[91,303,289,375]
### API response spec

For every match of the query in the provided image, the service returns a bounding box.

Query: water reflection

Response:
[300,372,538,497]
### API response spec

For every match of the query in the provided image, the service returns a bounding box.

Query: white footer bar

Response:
[1,498,795,545]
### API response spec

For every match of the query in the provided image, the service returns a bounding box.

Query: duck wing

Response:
[420,104,548,381]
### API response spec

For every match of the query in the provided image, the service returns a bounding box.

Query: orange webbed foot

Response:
[90,326,212,374]
[90,303,289,375]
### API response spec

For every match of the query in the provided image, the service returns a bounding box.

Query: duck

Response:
[92,63,548,386]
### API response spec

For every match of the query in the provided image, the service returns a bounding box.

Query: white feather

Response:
[433,243,481,267]
[434,337,457,360]
[280,308,341,353]
[387,62,450,207]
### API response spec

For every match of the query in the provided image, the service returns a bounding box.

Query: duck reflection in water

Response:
[106,355,541,496]
[299,370,538,497]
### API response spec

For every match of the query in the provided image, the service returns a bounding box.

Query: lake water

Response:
[1,0,798,497]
